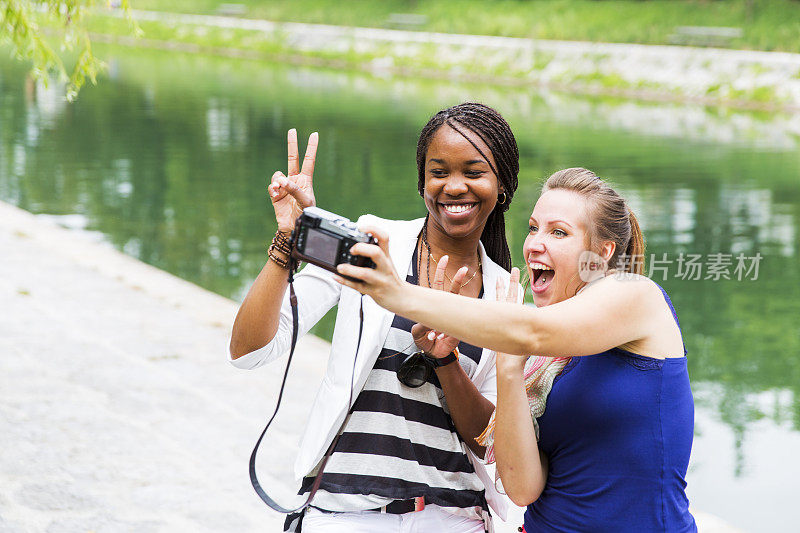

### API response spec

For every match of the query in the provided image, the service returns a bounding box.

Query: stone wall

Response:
[122,9,800,110]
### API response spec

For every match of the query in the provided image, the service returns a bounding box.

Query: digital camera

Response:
[290,207,377,276]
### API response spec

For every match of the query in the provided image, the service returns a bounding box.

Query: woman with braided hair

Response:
[230,103,520,532]
[337,168,697,532]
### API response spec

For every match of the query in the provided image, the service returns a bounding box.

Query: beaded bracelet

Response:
[267,230,295,270]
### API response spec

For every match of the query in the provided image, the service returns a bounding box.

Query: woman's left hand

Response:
[334,225,406,309]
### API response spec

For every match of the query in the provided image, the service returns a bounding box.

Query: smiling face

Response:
[423,124,501,242]
[524,189,593,307]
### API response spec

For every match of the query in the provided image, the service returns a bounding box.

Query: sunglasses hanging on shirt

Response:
[397,349,459,388]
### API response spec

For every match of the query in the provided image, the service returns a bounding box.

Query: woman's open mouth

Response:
[530,262,554,294]
[440,202,478,220]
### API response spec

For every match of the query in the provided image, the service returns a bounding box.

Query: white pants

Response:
[302,506,486,533]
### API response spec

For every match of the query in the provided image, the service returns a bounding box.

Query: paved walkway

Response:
[0,201,739,532]
[0,201,334,532]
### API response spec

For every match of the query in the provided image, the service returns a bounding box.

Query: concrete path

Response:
[0,201,739,532]
[0,201,333,532]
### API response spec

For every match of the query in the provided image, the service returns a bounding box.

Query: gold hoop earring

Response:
[498,192,507,205]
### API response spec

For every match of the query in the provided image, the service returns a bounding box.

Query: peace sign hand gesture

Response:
[411,255,469,360]
[268,129,318,232]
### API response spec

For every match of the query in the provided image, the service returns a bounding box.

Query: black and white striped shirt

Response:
[294,250,489,524]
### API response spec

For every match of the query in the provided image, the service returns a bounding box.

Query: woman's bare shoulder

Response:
[582,272,661,301]
[596,274,684,357]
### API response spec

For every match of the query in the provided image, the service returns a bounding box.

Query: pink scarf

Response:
[476,355,571,464]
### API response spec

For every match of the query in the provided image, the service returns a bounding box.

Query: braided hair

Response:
[416,102,519,271]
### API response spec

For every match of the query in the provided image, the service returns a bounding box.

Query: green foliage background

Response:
[0,0,138,100]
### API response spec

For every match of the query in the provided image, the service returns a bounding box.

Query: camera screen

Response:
[305,229,340,265]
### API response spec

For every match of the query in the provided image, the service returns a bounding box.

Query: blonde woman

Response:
[336,168,697,532]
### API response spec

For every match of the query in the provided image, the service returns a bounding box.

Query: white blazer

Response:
[230,215,510,519]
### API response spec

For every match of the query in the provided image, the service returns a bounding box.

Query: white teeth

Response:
[443,204,475,214]
[529,263,551,270]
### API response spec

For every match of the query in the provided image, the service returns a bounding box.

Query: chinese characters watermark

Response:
[578,252,762,282]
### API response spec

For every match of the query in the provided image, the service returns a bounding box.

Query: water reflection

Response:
[206,97,249,151]
[532,93,800,150]
[1,47,799,531]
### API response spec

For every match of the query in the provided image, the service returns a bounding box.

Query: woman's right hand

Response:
[410,255,468,359]
[268,129,318,232]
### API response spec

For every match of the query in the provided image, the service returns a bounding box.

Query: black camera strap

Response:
[248,267,363,514]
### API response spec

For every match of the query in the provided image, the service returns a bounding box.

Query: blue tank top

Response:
[524,287,697,533]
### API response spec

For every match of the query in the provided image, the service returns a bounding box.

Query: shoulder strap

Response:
[656,284,687,356]
[248,275,363,513]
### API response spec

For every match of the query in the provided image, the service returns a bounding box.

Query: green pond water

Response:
[1,46,798,531]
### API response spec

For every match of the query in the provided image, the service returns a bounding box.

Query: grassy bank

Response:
[129,0,800,53]
[24,1,800,109]
[67,5,800,111]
